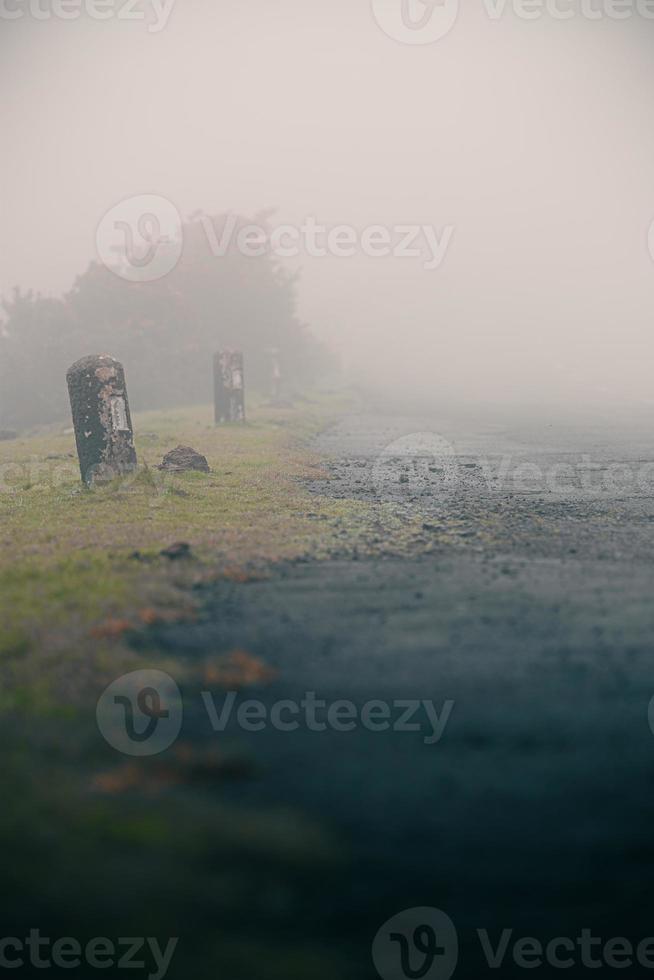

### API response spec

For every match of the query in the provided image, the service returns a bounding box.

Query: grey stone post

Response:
[214,350,245,423]
[269,346,282,401]
[66,354,137,485]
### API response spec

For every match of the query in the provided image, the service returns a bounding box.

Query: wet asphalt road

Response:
[145,407,654,979]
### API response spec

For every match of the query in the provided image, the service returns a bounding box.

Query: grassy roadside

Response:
[0,389,374,979]
[0,390,380,701]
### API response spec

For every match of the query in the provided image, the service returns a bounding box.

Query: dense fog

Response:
[2,1,654,421]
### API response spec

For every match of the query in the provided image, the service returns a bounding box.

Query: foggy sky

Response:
[2,0,654,408]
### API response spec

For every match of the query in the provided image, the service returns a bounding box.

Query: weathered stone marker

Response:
[266,346,292,407]
[213,350,245,423]
[269,346,282,401]
[66,354,137,485]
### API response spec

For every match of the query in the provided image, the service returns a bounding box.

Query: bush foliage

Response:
[0,213,333,429]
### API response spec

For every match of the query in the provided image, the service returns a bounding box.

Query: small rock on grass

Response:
[160,542,193,561]
[158,445,210,473]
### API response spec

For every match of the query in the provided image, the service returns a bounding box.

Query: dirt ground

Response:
[140,404,654,978]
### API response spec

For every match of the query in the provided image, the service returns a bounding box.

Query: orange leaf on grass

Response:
[90,618,133,640]
[203,649,278,688]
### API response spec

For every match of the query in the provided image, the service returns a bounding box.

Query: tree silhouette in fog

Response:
[0,213,333,429]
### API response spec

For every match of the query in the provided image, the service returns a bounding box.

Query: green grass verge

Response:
[0,391,375,667]
[0,389,373,979]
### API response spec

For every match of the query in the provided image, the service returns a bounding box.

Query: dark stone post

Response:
[214,350,245,423]
[66,354,137,485]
